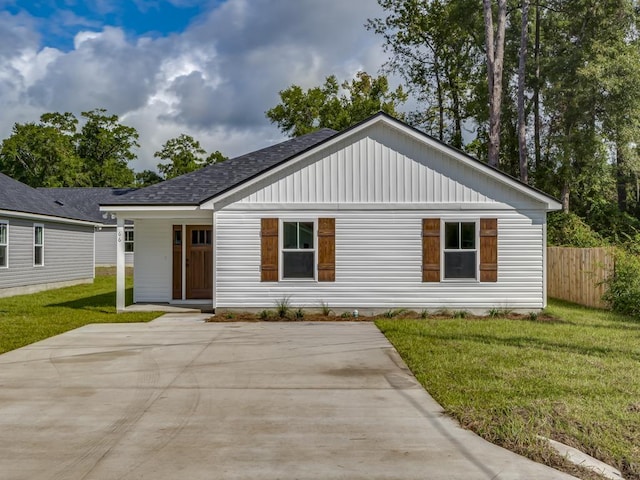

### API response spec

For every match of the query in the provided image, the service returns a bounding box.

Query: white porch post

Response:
[116,216,126,313]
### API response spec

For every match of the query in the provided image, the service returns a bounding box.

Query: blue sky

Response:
[5,1,208,51]
[0,0,394,171]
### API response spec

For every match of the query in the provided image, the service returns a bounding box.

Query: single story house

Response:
[102,113,562,313]
[39,188,136,267]
[0,173,97,298]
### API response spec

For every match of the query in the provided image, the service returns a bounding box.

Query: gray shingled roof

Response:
[102,128,338,206]
[38,187,137,224]
[0,173,95,222]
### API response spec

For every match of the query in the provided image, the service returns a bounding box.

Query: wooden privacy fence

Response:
[547,247,614,309]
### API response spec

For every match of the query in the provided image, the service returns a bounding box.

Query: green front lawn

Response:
[376,299,640,480]
[0,275,162,355]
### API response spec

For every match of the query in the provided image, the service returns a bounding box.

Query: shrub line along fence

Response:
[547,247,614,309]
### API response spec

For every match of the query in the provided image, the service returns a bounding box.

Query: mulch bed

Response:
[206,311,559,323]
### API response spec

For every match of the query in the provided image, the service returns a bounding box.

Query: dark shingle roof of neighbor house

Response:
[38,187,137,224]
[102,128,338,206]
[0,173,95,222]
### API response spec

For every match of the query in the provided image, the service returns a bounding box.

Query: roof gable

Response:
[210,113,561,211]
[233,123,540,208]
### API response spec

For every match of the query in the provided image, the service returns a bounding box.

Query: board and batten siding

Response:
[234,123,541,210]
[215,209,545,310]
[0,216,94,293]
[95,227,134,266]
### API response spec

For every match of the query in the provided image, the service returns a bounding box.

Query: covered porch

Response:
[102,206,216,313]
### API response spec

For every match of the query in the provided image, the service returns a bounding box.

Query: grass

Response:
[375,299,640,480]
[0,274,162,355]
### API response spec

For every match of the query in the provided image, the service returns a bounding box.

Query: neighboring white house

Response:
[0,174,97,298]
[102,113,562,313]
[39,188,136,267]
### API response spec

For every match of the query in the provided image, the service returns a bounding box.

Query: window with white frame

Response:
[0,221,7,268]
[34,224,44,266]
[443,221,476,279]
[124,229,134,252]
[282,221,315,279]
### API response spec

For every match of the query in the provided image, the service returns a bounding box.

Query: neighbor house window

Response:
[34,224,44,266]
[0,221,7,268]
[443,221,476,279]
[124,229,134,253]
[282,221,315,279]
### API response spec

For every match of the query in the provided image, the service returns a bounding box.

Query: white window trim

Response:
[279,219,317,282]
[34,223,44,267]
[441,219,479,282]
[0,220,8,268]
[124,228,134,253]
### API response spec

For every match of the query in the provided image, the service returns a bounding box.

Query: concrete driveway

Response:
[0,315,577,480]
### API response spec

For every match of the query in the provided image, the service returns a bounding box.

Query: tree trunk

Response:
[483,0,507,168]
[561,181,570,212]
[617,144,628,212]
[434,54,445,142]
[518,0,530,183]
[447,73,463,148]
[533,0,541,170]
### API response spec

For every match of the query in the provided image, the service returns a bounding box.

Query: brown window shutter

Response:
[480,218,498,282]
[318,218,335,282]
[422,219,440,282]
[261,218,279,282]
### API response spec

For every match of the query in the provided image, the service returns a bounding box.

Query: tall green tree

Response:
[266,71,407,137]
[76,108,138,187]
[0,113,86,187]
[155,134,227,180]
[0,109,141,188]
[368,0,482,148]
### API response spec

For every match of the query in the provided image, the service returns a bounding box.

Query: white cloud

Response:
[0,0,399,172]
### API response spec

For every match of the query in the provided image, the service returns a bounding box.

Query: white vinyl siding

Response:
[0,216,93,292]
[215,209,545,310]
[133,219,173,303]
[95,227,134,266]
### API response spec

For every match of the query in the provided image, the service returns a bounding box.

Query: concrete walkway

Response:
[0,315,577,480]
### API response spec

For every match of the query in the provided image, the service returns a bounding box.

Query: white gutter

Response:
[0,209,98,227]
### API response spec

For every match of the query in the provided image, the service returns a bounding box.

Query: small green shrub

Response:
[259,309,274,320]
[487,307,513,318]
[382,308,408,319]
[275,296,292,318]
[294,308,305,319]
[319,301,333,316]
[225,312,235,319]
[453,310,469,319]
[528,312,539,321]
[340,311,353,318]
[420,309,430,319]
[603,248,640,317]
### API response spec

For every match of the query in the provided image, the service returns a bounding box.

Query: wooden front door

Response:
[186,225,213,299]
